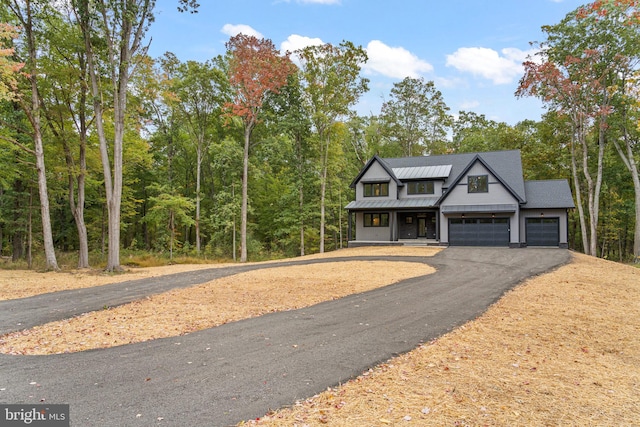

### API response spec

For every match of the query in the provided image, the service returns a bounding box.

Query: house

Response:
[345,150,574,248]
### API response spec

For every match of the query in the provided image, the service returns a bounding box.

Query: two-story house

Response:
[345,150,574,248]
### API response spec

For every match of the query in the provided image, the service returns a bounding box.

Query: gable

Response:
[436,153,525,206]
[349,155,401,189]
[437,158,522,207]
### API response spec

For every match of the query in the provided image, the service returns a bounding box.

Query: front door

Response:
[418,218,427,237]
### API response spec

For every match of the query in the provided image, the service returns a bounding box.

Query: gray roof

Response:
[392,165,452,180]
[346,151,574,212]
[522,180,575,209]
[381,150,526,202]
[345,197,439,210]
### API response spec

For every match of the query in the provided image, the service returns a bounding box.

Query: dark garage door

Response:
[449,218,509,246]
[526,218,559,246]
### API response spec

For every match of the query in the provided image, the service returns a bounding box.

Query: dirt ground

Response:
[1,247,639,425]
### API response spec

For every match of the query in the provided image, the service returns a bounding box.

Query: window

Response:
[468,175,488,193]
[407,181,434,195]
[364,213,389,227]
[363,182,389,197]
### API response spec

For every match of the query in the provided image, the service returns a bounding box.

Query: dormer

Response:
[392,165,452,198]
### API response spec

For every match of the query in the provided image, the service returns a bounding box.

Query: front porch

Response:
[348,238,441,248]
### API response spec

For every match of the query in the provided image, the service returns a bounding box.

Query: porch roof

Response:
[440,204,518,214]
[345,197,439,210]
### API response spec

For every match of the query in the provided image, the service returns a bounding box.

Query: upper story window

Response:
[364,182,389,197]
[468,175,488,193]
[407,180,435,195]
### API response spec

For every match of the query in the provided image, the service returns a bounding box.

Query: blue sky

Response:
[149,0,586,125]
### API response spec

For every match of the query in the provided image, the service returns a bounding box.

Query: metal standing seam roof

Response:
[440,204,518,214]
[391,165,452,180]
[345,197,439,210]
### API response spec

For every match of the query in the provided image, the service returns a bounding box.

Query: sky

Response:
[148,0,587,125]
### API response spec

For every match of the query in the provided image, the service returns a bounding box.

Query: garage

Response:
[526,217,559,246]
[448,217,509,246]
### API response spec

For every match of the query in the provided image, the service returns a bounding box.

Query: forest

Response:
[0,0,638,271]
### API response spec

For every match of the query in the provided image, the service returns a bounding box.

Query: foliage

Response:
[1,1,640,269]
[379,77,452,156]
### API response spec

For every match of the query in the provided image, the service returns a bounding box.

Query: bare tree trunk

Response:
[195,145,202,254]
[319,134,330,253]
[613,131,640,262]
[571,137,589,255]
[170,210,174,261]
[33,120,58,270]
[240,123,253,263]
[27,186,33,269]
[12,0,59,270]
[296,135,305,257]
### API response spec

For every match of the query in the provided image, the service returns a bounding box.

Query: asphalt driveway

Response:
[0,247,570,426]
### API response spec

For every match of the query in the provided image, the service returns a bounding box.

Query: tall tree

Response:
[580,0,640,262]
[37,5,94,268]
[226,33,294,262]
[264,71,313,256]
[170,57,228,254]
[518,12,615,256]
[5,0,59,270]
[519,0,640,258]
[72,0,154,271]
[379,77,452,156]
[297,41,368,253]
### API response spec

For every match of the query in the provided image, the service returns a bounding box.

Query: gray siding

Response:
[355,161,398,200]
[439,163,520,245]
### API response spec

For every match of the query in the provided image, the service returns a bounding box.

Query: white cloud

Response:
[460,100,480,110]
[445,47,536,85]
[221,24,264,39]
[280,34,324,53]
[362,40,433,79]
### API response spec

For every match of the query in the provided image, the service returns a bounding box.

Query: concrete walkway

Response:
[0,248,570,426]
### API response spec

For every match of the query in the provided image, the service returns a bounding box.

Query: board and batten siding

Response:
[354,160,397,200]
[439,162,520,245]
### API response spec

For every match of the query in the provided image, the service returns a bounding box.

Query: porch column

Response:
[347,211,353,245]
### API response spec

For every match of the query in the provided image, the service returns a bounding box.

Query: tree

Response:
[144,183,194,260]
[170,57,229,254]
[518,15,612,256]
[519,0,640,259]
[5,0,59,270]
[72,0,155,271]
[580,0,640,262]
[226,34,294,262]
[379,77,452,156]
[297,41,368,253]
[263,71,314,255]
[37,5,94,268]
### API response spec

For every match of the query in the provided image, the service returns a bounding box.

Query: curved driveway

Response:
[0,248,570,426]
